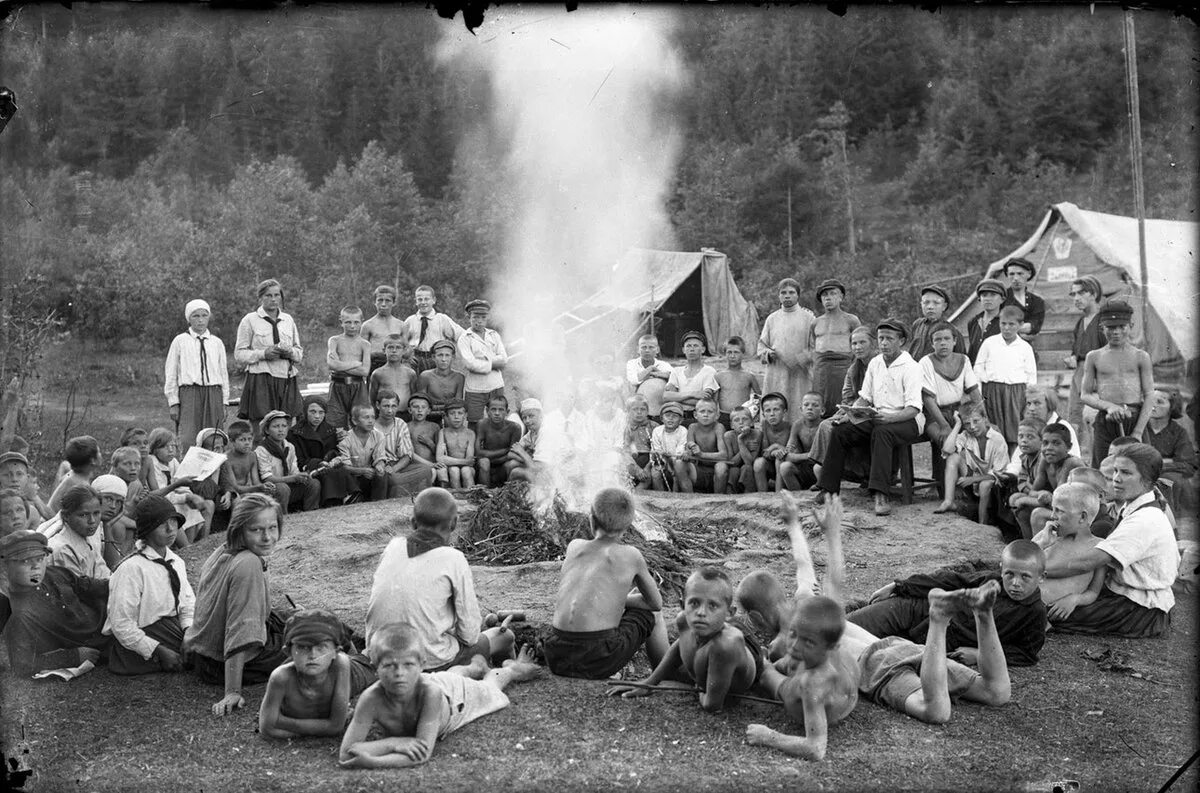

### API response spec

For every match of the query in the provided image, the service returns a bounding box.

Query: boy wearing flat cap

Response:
[164,298,229,452]
[0,530,110,675]
[908,284,966,363]
[103,495,195,675]
[1002,258,1046,337]
[1081,299,1154,466]
[457,299,508,427]
[258,608,376,740]
[967,279,1006,364]
[817,318,925,516]
[664,330,719,426]
[812,279,862,419]
[415,338,466,423]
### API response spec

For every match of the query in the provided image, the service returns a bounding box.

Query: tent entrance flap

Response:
[654,268,704,356]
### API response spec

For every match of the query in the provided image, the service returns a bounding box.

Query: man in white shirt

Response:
[816,318,925,516]
[456,299,508,426]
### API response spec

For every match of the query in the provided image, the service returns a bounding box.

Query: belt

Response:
[330,375,365,384]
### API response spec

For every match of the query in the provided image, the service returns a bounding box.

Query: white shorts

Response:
[426,671,510,739]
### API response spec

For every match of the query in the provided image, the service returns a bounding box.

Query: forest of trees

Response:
[0,4,1195,353]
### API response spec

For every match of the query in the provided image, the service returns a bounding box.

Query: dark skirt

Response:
[238,372,304,424]
[1050,585,1170,638]
[981,381,1025,445]
[109,615,186,676]
[178,385,226,450]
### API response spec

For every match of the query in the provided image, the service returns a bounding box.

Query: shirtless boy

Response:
[753,393,792,492]
[1082,299,1154,466]
[222,421,277,499]
[406,394,442,486]
[746,493,1013,760]
[475,395,522,487]
[326,307,373,430]
[369,334,418,412]
[714,337,761,428]
[361,285,406,374]
[610,567,762,713]
[415,339,465,422]
[436,399,476,488]
[676,397,728,494]
[811,279,862,419]
[543,487,668,679]
[723,406,762,493]
[1032,483,1106,622]
[779,392,824,490]
[258,609,375,740]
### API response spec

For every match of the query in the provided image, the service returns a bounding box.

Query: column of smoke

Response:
[441,9,684,512]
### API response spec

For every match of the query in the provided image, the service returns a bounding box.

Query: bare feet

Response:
[927,588,959,622]
[464,654,489,679]
[501,645,541,682]
[745,724,777,746]
[960,579,1000,612]
[932,501,954,514]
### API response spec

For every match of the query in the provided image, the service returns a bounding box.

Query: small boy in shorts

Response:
[1032,483,1106,622]
[47,435,101,514]
[610,567,763,712]
[258,609,376,740]
[753,393,792,492]
[724,406,763,493]
[339,624,540,769]
[714,337,761,428]
[415,339,466,423]
[623,394,657,490]
[1,530,110,676]
[474,395,522,487]
[326,306,373,430]
[406,393,443,486]
[676,397,728,494]
[436,399,476,489]
[779,392,824,490]
[934,402,1010,523]
[361,285,406,374]
[368,334,418,412]
[222,421,276,500]
[544,487,668,678]
[649,402,688,491]
[849,539,1048,666]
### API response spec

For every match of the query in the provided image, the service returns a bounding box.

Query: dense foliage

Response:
[0,5,1194,346]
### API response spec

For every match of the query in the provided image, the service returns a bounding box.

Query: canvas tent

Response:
[558,248,760,357]
[949,202,1198,379]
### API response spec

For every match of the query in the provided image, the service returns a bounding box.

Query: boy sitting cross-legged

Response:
[609,566,763,712]
[675,397,728,494]
[338,623,540,769]
[258,608,377,740]
[746,492,1014,760]
[933,402,1010,523]
[543,487,669,678]
[475,394,523,488]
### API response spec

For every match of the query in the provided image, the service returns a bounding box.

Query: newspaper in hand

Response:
[32,659,96,681]
[174,446,227,482]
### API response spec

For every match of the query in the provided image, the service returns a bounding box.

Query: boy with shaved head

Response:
[365,487,514,671]
[745,492,1014,760]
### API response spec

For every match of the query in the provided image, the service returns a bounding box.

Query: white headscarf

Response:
[185,299,211,321]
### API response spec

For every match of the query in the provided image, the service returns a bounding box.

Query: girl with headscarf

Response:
[287,395,361,506]
[234,279,304,428]
[164,298,230,452]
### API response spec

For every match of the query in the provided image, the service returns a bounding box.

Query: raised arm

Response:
[813,494,846,604]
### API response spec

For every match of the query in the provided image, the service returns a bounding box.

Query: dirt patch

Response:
[6,489,1198,792]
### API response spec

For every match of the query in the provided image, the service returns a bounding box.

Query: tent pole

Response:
[1123,10,1149,342]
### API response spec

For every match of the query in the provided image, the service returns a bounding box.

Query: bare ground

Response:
[3,487,1197,793]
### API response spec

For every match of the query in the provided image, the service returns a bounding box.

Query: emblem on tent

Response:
[1052,235,1072,260]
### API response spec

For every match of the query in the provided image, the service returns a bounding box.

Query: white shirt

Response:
[920,355,979,407]
[43,523,111,580]
[975,335,1037,386]
[103,542,196,660]
[234,308,304,378]
[1096,492,1180,612]
[365,538,481,670]
[404,311,464,354]
[457,328,507,392]
[625,358,674,386]
[651,425,688,456]
[255,443,302,481]
[666,364,719,405]
[164,330,230,406]
[859,351,926,433]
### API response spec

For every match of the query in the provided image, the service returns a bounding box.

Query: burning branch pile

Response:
[459,483,738,598]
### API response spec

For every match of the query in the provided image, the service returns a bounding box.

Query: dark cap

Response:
[875,317,909,340]
[815,278,846,301]
[464,299,491,315]
[407,392,433,407]
[0,451,30,469]
[920,284,950,303]
[1004,257,1037,278]
[1098,298,1135,325]
[660,401,685,417]
[681,330,706,346]
[284,608,348,649]
[431,339,457,353]
[760,392,789,410]
[975,278,1006,297]
[134,494,183,540]
[0,530,49,562]
[444,398,467,413]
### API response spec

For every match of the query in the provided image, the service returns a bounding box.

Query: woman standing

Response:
[757,278,816,418]
[235,279,304,428]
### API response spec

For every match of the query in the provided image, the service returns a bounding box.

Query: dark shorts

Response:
[632,452,650,469]
[543,608,656,679]
[346,652,378,699]
[858,635,978,712]
[693,461,716,493]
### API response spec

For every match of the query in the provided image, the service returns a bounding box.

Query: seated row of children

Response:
[0,440,1182,766]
